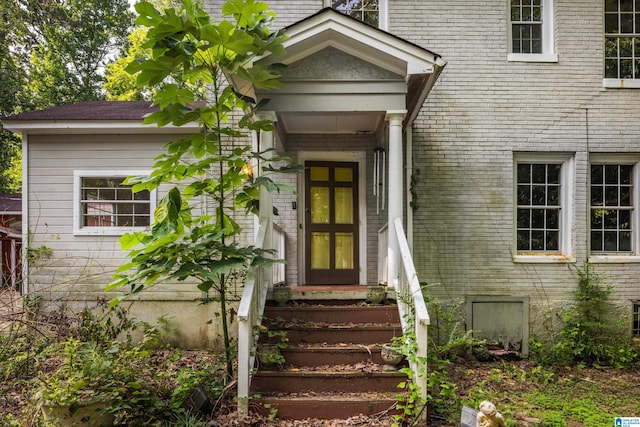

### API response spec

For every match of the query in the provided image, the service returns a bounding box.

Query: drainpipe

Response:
[386,110,407,290]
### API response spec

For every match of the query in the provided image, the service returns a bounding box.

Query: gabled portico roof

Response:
[232,8,446,133]
[280,8,444,77]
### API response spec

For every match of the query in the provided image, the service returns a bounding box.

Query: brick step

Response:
[252,392,401,420]
[264,304,400,324]
[281,344,388,366]
[251,368,406,394]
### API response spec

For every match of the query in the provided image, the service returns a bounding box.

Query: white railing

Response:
[237,217,272,418]
[381,218,430,405]
[272,223,285,285]
[377,223,388,285]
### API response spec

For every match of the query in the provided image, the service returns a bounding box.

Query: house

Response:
[4,0,640,353]
[0,194,21,289]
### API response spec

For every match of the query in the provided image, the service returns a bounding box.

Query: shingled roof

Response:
[6,101,157,121]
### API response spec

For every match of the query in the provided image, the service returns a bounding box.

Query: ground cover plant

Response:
[2,289,640,426]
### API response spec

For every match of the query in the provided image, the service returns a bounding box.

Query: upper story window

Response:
[604,0,640,87]
[514,153,574,262]
[508,0,557,62]
[329,0,387,30]
[74,170,155,236]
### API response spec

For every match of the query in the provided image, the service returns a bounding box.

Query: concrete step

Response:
[252,392,401,420]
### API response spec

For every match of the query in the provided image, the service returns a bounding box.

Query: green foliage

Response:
[69,302,140,346]
[530,263,639,369]
[104,28,152,101]
[107,0,299,383]
[22,0,133,109]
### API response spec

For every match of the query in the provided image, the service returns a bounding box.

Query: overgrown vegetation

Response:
[530,263,639,369]
[106,0,300,386]
[0,296,226,425]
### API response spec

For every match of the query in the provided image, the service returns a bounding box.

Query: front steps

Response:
[251,289,406,420]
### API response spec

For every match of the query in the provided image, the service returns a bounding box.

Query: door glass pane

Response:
[335,167,353,182]
[335,232,353,269]
[334,187,353,224]
[311,232,330,269]
[310,187,330,224]
[310,166,329,181]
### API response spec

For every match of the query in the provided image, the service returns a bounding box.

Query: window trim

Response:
[73,170,156,236]
[325,0,388,31]
[603,0,640,88]
[513,153,575,263]
[507,0,558,63]
[588,154,640,262]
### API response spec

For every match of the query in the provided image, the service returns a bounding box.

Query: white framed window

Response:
[514,153,574,262]
[508,0,558,62]
[603,0,640,88]
[589,155,640,261]
[326,0,388,31]
[73,170,156,236]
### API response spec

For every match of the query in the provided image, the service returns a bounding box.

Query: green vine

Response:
[409,168,420,213]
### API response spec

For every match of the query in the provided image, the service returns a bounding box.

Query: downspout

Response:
[406,124,413,253]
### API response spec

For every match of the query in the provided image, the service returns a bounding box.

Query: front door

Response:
[305,161,359,285]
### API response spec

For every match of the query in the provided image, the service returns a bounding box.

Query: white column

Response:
[386,110,406,289]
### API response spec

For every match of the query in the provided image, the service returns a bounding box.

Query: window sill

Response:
[73,227,149,237]
[507,53,558,63]
[513,254,575,263]
[588,255,640,263]
[602,78,640,88]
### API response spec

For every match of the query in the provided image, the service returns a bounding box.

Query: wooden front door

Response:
[305,161,359,285]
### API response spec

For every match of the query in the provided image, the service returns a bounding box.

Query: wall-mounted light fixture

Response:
[240,163,254,181]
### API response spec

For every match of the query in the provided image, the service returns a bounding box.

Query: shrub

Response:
[531,263,639,369]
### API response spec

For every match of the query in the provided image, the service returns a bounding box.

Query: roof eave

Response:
[2,120,200,135]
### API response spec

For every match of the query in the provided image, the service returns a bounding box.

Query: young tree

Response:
[106,0,297,383]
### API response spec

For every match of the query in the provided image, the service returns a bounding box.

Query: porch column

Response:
[386,110,406,289]
[257,111,276,285]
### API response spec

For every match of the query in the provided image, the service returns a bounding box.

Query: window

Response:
[590,164,633,253]
[508,0,557,62]
[74,171,155,235]
[514,154,574,261]
[328,0,387,30]
[517,163,561,251]
[604,0,640,86]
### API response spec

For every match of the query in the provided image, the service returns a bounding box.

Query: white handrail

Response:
[237,217,271,418]
[272,222,285,285]
[392,217,430,404]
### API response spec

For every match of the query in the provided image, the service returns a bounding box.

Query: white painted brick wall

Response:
[203,0,640,336]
